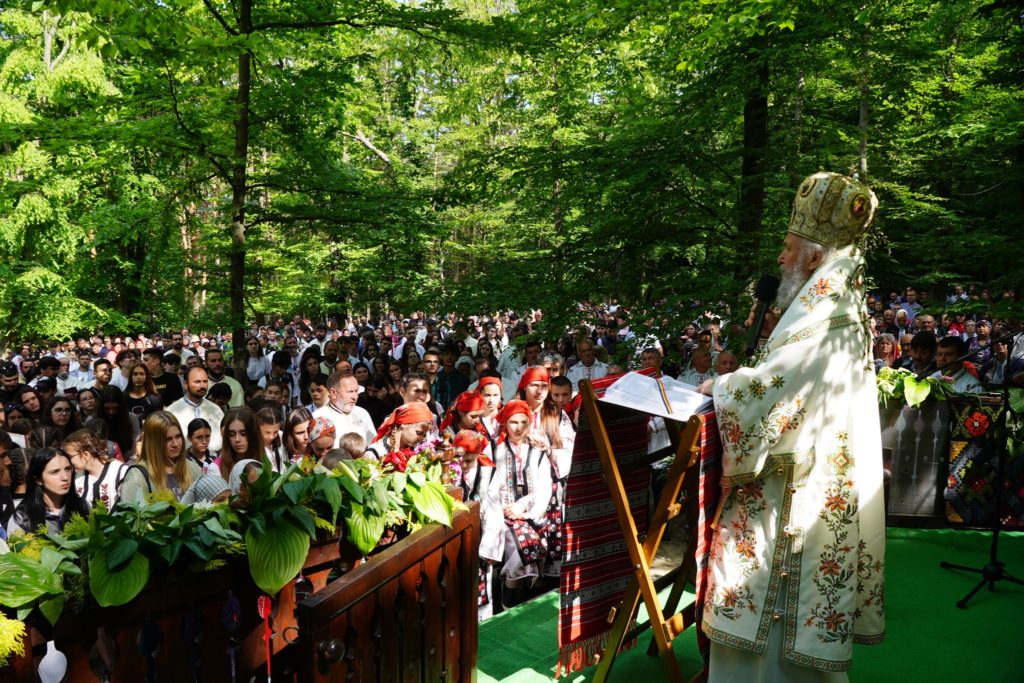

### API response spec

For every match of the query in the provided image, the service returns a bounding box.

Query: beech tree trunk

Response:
[735,43,769,287]
[231,0,252,382]
[859,32,870,176]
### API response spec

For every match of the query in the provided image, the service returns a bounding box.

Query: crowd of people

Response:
[868,285,1024,390]
[0,282,1019,614]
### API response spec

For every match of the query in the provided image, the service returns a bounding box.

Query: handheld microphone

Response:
[745,274,780,358]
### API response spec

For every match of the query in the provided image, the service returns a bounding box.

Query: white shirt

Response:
[69,366,94,388]
[30,374,67,395]
[246,355,272,382]
[392,339,426,361]
[496,345,520,379]
[502,365,526,403]
[108,370,130,391]
[565,360,609,391]
[167,396,224,453]
[677,367,715,387]
[1012,334,1024,363]
[312,403,376,449]
[75,461,130,509]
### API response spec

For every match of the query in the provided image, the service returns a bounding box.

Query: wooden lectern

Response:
[577,378,705,683]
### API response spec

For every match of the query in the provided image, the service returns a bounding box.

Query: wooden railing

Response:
[3,504,480,683]
[296,502,481,683]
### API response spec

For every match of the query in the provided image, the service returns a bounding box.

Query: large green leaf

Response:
[345,502,387,556]
[1009,388,1024,416]
[89,551,150,607]
[903,376,932,408]
[106,538,139,570]
[316,477,343,520]
[245,520,309,596]
[38,595,64,626]
[337,474,365,503]
[0,554,63,609]
[408,481,454,526]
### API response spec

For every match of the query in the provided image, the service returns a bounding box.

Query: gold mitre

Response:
[788,172,878,248]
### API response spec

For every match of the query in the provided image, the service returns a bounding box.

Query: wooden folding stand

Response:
[577,379,705,683]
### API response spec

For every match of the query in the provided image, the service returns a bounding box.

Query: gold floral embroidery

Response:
[799,272,845,312]
[706,481,767,620]
[718,398,806,464]
[806,433,861,644]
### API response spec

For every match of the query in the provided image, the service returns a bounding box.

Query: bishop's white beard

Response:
[775,262,806,311]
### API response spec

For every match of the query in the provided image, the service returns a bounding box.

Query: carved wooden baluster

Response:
[417,571,428,681]
[394,586,407,682]
[220,590,241,683]
[343,624,358,682]
[89,626,117,682]
[371,597,384,682]
[181,605,203,683]
[137,616,162,683]
[436,555,450,681]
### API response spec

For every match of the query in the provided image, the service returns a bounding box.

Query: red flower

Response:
[728,423,743,444]
[965,411,990,438]
[824,610,846,631]
[825,493,848,512]
[820,559,843,577]
[383,451,409,472]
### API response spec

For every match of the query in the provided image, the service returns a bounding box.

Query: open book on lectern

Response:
[599,371,712,421]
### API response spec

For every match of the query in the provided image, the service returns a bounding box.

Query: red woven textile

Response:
[557,372,650,676]
[556,369,723,678]
[693,410,721,674]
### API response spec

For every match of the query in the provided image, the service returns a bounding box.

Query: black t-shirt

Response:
[151,371,183,407]
[0,382,27,406]
[124,392,164,431]
[0,487,14,528]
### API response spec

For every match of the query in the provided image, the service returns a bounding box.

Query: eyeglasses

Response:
[53,408,71,414]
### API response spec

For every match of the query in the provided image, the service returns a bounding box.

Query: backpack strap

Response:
[119,464,153,495]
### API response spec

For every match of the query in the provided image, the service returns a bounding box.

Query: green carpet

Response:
[477,528,1024,682]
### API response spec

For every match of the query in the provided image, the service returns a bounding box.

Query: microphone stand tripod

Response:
[936,328,1024,608]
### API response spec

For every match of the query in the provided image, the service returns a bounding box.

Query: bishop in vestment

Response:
[701,173,886,681]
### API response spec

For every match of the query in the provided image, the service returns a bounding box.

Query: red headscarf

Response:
[477,375,503,393]
[439,391,486,433]
[453,429,494,467]
[373,401,434,443]
[495,399,532,445]
[517,366,550,392]
[496,399,531,426]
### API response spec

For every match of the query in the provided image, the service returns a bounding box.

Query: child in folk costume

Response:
[476,375,503,447]
[517,367,574,482]
[365,402,434,462]
[453,429,503,620]
[487,400,562,604]
[438,391,487,441]
[517,367,575,521]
